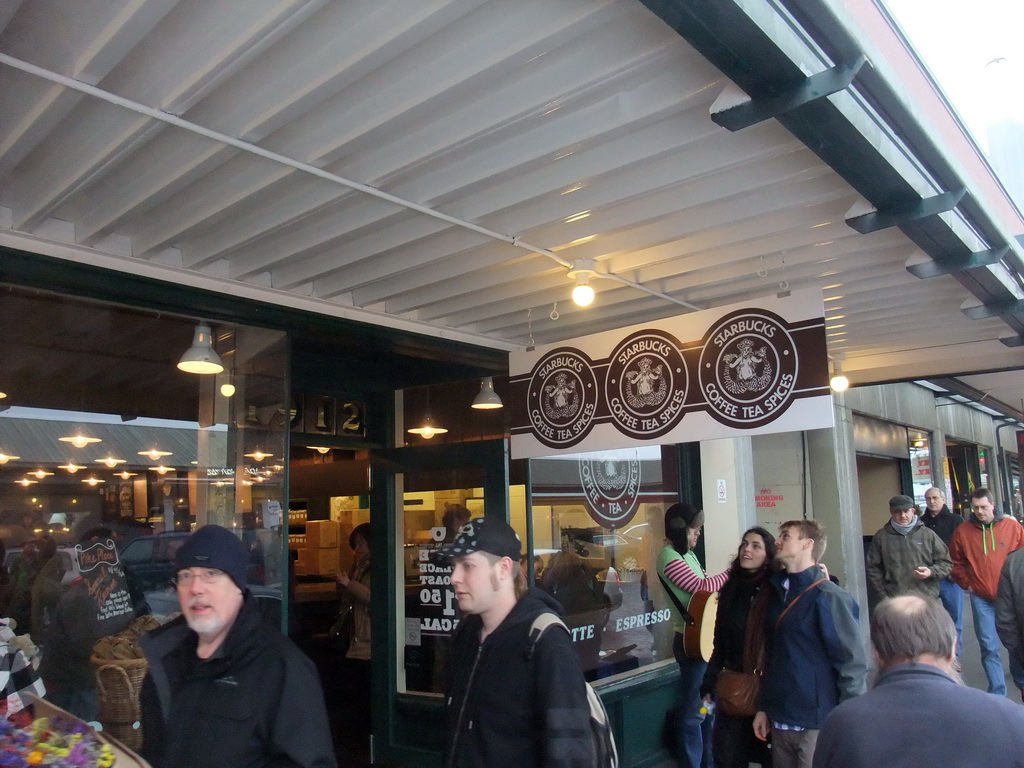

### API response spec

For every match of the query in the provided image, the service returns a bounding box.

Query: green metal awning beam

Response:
[962,298,1024,320]
[907,245,1009,279]
[846,189,966,234]
[711,56,866,132]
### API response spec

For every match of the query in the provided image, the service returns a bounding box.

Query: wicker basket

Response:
[91,654,148,751]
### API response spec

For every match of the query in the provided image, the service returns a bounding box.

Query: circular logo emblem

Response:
[698,310,798,428]
[578,452,642,529]
[605,330,688,439]
[526,348,599,449]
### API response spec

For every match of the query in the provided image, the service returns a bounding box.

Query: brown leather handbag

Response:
[714,667,761,717]
[715,577,826,717]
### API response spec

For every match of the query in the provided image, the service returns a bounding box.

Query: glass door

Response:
[370,439,508,768]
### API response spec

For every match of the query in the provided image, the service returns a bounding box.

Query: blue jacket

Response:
[813,663,1024,767]
[758,565,866,728]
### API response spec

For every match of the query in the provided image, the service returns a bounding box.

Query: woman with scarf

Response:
[700,527,776,768]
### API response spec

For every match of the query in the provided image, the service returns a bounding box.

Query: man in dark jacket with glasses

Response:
[140,524,336,768]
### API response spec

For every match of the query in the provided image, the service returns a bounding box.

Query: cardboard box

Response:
[305,520,339,548]
[305,547,340,576]
[26,694,151,767]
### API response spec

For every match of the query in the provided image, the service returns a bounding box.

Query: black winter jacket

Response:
[920,505,962,548]
[139,598,336,768]
[443,588,594,768]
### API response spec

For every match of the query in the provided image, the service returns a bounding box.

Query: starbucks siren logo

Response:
[605,330,688,439]
[578,453,641,529]
[526,348,599,449]
[698,310,798,428]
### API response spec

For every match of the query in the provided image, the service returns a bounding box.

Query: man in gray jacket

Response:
[865,495,952,608]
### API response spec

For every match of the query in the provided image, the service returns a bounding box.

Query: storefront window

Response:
[399,469,484,694]
[909,432,932,505]
[0,285,288,629]
[528,446,678,680]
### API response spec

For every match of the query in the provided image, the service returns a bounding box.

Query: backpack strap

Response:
[526,612,568,661]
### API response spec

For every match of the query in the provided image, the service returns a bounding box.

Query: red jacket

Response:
[950,513,1024,601]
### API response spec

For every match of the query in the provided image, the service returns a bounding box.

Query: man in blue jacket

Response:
[753,520,866,768]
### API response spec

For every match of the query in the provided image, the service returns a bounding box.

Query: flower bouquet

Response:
[1,696,150,768]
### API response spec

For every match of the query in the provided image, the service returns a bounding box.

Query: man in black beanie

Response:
[139,525,336,768]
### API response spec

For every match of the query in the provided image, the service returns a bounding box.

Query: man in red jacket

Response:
[949,488,1024,696]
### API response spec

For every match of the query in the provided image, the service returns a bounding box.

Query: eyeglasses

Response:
[175,568,228,586]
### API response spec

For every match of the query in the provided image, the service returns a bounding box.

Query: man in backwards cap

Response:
[437,517,595,768]
[139,525,336,768]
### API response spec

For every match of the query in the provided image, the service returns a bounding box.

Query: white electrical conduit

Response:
[0,52,700,312]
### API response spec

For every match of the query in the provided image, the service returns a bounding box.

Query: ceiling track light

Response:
[177,322,224,374]
[830,360,850,393]
[567,259,597,307]
[471,376,503,410]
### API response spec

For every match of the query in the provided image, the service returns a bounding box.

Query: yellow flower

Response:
[26,751,45,765]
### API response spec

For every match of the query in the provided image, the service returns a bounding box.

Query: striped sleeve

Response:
[663,558,729,594]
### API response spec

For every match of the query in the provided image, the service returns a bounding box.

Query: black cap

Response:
[889,495,916,512]
[175,524,248,589]
[429,517,521,565]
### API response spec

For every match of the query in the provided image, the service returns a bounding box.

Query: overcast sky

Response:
[883,0,1023,149]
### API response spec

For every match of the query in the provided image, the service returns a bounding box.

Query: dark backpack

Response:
[526,613,619,768]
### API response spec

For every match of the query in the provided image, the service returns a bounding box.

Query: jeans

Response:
[672,633,714,768]
[938,578,964,657]
[970,592,1024,695]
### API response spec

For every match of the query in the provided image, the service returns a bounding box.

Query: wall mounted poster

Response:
[510,289,833,460]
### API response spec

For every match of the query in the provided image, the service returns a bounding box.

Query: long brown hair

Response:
[727,526,776,579]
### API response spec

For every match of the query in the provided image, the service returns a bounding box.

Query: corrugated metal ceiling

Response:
[0,0,1022,413]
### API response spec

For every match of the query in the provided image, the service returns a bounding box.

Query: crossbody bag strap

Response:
[774,578,827,630]
[658,571,696,626]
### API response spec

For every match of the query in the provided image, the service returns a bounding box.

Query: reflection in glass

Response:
[529,446,679,680]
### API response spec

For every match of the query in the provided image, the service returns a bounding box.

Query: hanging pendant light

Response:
[407,387,448,438]
[60,434,101,448]
[177,323,224,374]
[0,454,20,464]
[407,415,448,439]
[139,449,172,461]
[471,377,503,410]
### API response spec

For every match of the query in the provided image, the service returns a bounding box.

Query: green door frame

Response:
[369,439,509,768]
